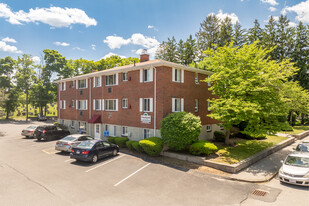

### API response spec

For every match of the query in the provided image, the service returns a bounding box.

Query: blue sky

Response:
[0,0,308,64]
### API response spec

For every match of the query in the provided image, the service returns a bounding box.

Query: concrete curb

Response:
[162,136,296,174]
[292,130,309,139]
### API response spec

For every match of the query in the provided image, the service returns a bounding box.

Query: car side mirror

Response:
[280,160,283,163]
[293,148,296,150]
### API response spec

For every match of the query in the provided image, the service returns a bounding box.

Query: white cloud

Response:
[32,56,41,64]
[209,10,240,24]
[0,41,22,53]
[91,44,96,50]
[2,37,16,43]
[288,21,297,27]
[135,46,159,57]
[147,25,158,31]
[73,47,85,51]
[0,3,97,28]
[264,15,279,23]
[282,0,309,23]
[101,52,126,59]
[269,7,277,12]
[261,0,279,6]
[103,35,131,49]
[54,41,70,47]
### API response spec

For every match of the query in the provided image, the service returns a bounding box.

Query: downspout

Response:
[154,67,157,137]
[89,78,91,119]
[58,83,60,122]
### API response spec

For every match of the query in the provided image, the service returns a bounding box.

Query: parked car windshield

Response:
[77,141,95,149]
[285,156,309,168]
[296,144,309,152]
[27,126,37,129]
[62,136,77,141]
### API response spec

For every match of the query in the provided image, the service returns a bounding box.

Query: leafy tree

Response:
[94,56,139,71]
[15,54,36,121]
[218,17,233,47]
[0,86,20,119]
[197,41,297,145]
[195,14,220,57]
[233,22,246,47]
[247,19,263,44]
[43,49,68,78]
[161,112,201,151]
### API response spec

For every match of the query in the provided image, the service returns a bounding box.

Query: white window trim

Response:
[71,121,75,128]
[172,68,184,83]
[195,99,198,112]
[140,68,153,83]
[143,128,150,139]
[93,76,102,88]
[122,126,128,136]
[77,100,88,110]
[122,98,128,109]
[71,100,75,108]
[93,99,102,111]
[122,72,128,81]
[105,74,118,86]
[139,98,153,112]
[61,82,66,91]
[60,100,66,110]
[78,79,88,89]
[105,99,118,111]
[206,125,212,132]
[172,98,184,112]
[195,73,199,85]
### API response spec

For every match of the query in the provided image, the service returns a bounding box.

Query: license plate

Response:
[76,150,80,154]
[290,179,296,183]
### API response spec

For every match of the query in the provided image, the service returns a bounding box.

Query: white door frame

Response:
[94,124,101,139]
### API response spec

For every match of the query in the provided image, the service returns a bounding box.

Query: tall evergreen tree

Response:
[262,16,277,59]
[183,35,196,65]
[155,36,178,62]
[233,21,246,47]
[218,17,233,47]
[247,19,263,44]
[176,39,186,64]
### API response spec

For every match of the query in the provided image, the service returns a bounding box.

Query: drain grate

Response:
[252,189,269,197]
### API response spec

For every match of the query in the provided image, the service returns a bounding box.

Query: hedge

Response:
[189,141,218,156]
[280,122,293,131]
[114,137,129,148]
[131,141,143,152]
[139,137,163,156]
[107,137,117,144]
[126,140,135,150]
[214,131,225,142]
[161,112,201,151]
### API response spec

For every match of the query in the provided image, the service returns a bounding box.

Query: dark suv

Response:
[34,125,70,141]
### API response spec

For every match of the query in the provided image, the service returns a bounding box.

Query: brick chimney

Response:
[140,49,149,62]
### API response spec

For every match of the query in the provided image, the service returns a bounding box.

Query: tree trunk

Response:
[289,110,293,126]
[26,90,28,122]
[301,113,305,125]
[6,106,9,119]
[225,129,231,145]
[44,105,47,116]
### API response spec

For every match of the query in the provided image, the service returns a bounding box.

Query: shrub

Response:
[131,141,143,152]
[107,137,116,144]
[114,137,129,148]
[239,131,266,140]
[280,122,294,131]
[139,137,163,156]
[214,131,225,142]
[189,141,218,156]
[161,112,201,151]
[126,140,135,150]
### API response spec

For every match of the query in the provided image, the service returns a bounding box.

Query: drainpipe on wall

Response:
[58,83,60,122]
[154,66,157,137]
[89,78,91,135]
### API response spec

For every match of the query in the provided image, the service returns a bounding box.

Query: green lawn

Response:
[213,135,288,165]
[281,126,309,135]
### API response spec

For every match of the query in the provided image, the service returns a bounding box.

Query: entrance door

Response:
[94,124,101,139]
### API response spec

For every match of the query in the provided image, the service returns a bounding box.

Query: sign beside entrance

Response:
[141,113,151,124]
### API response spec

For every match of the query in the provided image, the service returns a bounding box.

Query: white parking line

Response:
[114,163,151,187]
[85,155,125,173]
[65,159,74,162]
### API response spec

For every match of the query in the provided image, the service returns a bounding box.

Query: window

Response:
[206,125,212,132]
[172,68,184,83]
[71,121,74,128]
[78,79,87,89]
[105,124,109,132]
[143,129,150,139]
[71,100,75,108]
[105,99,118,111]
[60,100,66,109]
[61,82,66,91]
[77,100,88,110]
[113,126,116,137]
[71,81,75,88]
[139,98,153,112]
[195,99,198,112]
[208,76,211,86]
[93,99,101,110]
[195,73,199,84]
[106,74,117,86]
[208,101,211,111]
[172,98,184,112]
[219,125,224,130]
[95,124,100,133]
[140,68,153,82]
[94,76,102,87]
[122,72,128,81]
[122,98,128,109]
[122,126,128,136]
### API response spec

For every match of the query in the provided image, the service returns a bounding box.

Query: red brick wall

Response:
[58,66,220,129]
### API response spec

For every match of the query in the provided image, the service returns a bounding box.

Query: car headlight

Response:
[279,167,283,174]
[304,172,309,178]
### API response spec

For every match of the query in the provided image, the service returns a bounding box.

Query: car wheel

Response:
[37,137,41,141]
[92,155,98,163]
[25,136,29,139]
[113,149,118,156]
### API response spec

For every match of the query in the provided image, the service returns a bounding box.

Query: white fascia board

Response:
[53,60,213,83]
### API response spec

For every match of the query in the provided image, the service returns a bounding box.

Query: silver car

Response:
[55,134,94,152]
[295,141,309,153]
[279,152,309,186]
[21,126,37,138]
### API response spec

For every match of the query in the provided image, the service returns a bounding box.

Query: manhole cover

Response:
[252,189,269,197]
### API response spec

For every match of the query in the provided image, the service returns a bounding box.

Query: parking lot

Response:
[1,120,305,206]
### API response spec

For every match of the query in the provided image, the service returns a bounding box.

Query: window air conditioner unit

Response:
[80,111,83,116]
[80,90,83,95]
[108,87,112,93]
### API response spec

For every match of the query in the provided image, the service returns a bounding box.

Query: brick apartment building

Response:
[55,54,223,140]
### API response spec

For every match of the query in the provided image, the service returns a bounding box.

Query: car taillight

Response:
[22,130,24,132]
[43,130,46,133]
[29,131,33,133]
[56,141,59,145]
[82,151,89,154]
[70,149,74,153]
[64,143,72,146]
